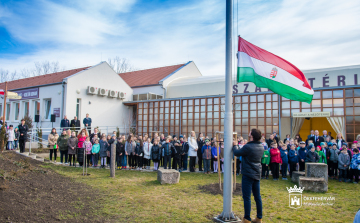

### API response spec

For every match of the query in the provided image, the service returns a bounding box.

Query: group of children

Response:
[258,137,360,183]
[5,125,20,150]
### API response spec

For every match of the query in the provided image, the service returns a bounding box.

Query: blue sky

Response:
[1,0,360,76]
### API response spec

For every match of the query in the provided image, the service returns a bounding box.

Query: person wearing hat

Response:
[305,144,320,163]
[172,135,182,171]
[316,146,327,164]
[201,138,212,174]
[298,141,307,171]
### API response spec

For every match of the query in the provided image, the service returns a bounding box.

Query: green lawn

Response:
[45,164,359,223]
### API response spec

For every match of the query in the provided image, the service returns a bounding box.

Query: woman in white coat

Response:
[188,131,198,172]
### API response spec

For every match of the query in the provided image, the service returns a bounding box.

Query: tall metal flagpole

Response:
[215,0,239,222]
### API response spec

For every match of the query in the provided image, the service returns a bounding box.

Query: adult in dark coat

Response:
[197,133,205,172]
[273,131,279,144]
[233,129,263,222]
[266,134,276,148]
[83,113,92,134]
[60,115,70,130]
[70,116,81,131]
[17,119,29,153]
[310,130,324,147]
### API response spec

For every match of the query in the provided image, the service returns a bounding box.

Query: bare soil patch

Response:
[199,183,242,196]
[0,151,107,223]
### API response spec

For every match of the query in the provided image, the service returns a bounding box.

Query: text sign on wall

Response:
[11,88,39,100]
[53,108,61,117]
[292,112,331,118]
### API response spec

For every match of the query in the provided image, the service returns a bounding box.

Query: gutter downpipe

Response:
[61,79,67,120]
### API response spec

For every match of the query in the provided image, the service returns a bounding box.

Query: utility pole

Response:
[214,0,240,222]
[110,141,116,177]
[1,82,7,152]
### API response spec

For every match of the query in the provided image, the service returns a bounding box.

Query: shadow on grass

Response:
[141,180,161,186]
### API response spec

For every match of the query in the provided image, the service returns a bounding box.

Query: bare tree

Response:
[0,69,17,82]
[108,56,134,73]
[0,60,65,82]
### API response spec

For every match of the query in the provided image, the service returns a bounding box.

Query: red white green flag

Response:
[237,37,314,103]
[0,89,4,95]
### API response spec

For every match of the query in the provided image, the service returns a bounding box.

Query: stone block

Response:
[291,171,305,184]
[299,177,328,192]
[305,163,328,182]
[157,169,180,185]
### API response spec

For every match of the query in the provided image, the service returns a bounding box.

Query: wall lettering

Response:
[244,84,249,93]
[355,74,358,85]
[337,75,346,86]
[255,87,261,92]
[232,84,238,94]
[308,78,315,88]
[322,74,329,87]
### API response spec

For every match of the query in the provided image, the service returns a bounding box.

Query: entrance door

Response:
[298,117,336,141]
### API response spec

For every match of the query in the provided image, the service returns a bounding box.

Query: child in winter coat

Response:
[202,139,212,174]
[92,139,100,167]
[6,125,15,150]
[161,137,175,169]
[305,144,320,163]
[116,138,125,169]
[67,131,78,166]
[316,146,327,164]
[288,145,298,178]
[151,139,161,171]
[14,127,20,150]
[280,145,289,180]
[143,138,152,170]
[181,136,189,171]
[99,136,109,168]
[83,136,92,167]
[211,138,220,173]
[298,141,307,171]
[135,139,144,170]
[57,130,69,164]
[329,144,340,179]
[261,146,270,179]
[270,142,282,180]
[338,148,351,182]
[350,148,360,183]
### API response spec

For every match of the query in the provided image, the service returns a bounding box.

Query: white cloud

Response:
[1,0,360,77]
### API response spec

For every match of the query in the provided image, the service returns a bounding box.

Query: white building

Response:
[0,62,133,133]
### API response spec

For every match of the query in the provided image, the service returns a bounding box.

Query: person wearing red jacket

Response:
[270,142,282,180]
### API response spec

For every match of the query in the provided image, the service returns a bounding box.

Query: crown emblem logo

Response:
[287,185,304,193]
[270,67,278,78]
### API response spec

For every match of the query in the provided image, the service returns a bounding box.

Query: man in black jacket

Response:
[310,130,324,147]
[18,119,29,153]
[60,115,70,130]
[233,129,263,223]
[70,116,81,131]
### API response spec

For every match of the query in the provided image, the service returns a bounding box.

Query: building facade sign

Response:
[293,112,331,118]
[232,71,359,94]
[11,88,39,100]
[53,108,61,117]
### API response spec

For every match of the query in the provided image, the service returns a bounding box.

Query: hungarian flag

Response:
[0,89,4,95]
[237,37,314,103]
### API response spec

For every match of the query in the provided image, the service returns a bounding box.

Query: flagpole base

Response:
[213,213,241,222]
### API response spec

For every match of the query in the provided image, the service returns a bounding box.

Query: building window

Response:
[24,102,29,117]
[76,99,81,119]
[34,101,40,120]
[14,102,20,121]
[44,99,52,120]
[6,104,10,120]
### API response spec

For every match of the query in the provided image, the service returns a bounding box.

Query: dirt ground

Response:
[199,183,242,196]
[0,151,107,223]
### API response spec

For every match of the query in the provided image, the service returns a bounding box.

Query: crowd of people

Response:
[259,130,360,183]
[3,117,360,183]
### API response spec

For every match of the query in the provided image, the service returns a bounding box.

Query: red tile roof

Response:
[0,67,90,90]
[119,63,185,87]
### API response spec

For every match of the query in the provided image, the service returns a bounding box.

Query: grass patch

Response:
[45,164,359,222]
